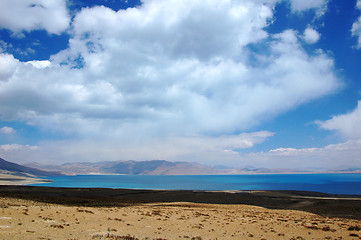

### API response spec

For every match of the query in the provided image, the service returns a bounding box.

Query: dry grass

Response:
[1,197,361,240]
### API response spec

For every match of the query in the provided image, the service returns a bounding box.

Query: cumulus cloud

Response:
[0,126,15,134]
[0,0,70,34]
[352,0,361,49]
[303,27,320,44]
[0,53,18,81]
[0,0,344,166]
[317,100,361,140]
[0,0,340,141]
[26,60,51,69]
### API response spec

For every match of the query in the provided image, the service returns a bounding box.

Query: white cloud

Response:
[317,100,361,140]
[0,144,39,164]
[0,144,37,151]
[303,27,320,44]
[26,60,51,69]
[0,0,70,34]
[0,126,15,134]
[352,0,361,49]
[0,53,18,81]
[289,0,329,16]
[64,0,272,62]
[242,140,361,170]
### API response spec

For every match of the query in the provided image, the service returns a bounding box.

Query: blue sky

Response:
[0,0,360,170]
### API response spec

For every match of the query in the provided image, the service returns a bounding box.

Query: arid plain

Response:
[1,186,361,239]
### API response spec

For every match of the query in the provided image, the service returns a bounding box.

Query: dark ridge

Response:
[0,185,360,220]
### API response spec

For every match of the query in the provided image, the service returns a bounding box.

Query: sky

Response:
[0,0,360,170]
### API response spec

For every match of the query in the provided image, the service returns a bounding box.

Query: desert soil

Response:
[1,196,361,240]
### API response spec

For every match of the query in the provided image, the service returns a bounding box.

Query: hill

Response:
[0,157,62,177]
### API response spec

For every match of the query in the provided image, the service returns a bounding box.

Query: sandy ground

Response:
[1,196,361,240]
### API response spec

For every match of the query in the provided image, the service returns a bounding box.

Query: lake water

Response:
[30,173,361,195]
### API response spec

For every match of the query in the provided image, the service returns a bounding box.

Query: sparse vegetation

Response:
[91,234,138,240]
[77,208,95,214]
[348,225,361,231]
[50,224,64,229]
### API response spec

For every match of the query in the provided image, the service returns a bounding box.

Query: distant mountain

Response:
[21,160,326,175]
[0,158,62,177]
[26,160,224,175]
[327,168,361,173]
[22,159,361,176]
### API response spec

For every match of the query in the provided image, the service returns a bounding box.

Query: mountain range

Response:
[21,160,337,175]
[24,160,235,175]
[2,157,360,178]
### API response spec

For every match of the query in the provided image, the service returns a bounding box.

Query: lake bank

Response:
[29,173,361,195]
[0,173,51,186]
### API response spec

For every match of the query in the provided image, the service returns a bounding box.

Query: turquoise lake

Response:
[30,173,361,195]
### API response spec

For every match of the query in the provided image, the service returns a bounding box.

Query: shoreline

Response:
[0,173,51,186]
[1,171,359,185]
[38,171,361,175]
